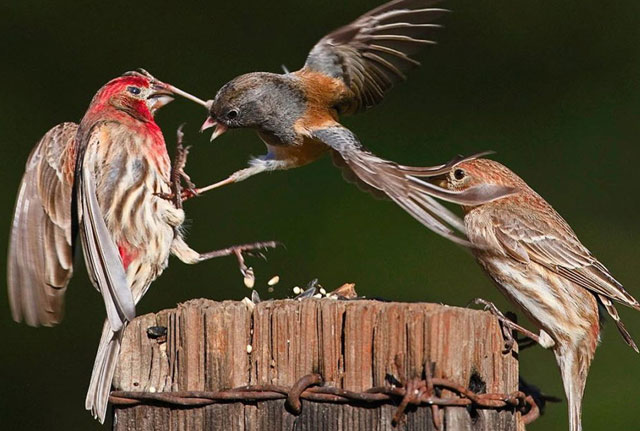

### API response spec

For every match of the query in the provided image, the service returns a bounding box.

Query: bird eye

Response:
[226,109,239,120]
[454,169,466,180]
[127,86,142,95]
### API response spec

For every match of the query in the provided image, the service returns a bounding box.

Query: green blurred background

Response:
[2,0,639,429]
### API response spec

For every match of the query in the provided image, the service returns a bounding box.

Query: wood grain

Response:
[112,299,522,430]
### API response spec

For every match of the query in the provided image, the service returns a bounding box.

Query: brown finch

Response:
[7,70,276,422]
[408,157,639,431]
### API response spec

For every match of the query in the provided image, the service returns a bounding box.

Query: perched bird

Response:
[7,70,276,422]
[196,0,515,244]
[408,157,640,431]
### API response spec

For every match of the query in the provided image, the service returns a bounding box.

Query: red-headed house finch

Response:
[7,70,275,422]
[407,157,639,431]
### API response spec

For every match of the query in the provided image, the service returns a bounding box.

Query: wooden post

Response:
[112,298,525,430]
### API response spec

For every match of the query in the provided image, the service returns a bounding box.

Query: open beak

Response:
[130,69,209,111]
[200,116,227,141]
[147,80,210,115]
[200,116,216,132]
[147,84,175,114]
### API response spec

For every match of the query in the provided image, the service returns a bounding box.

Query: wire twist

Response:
[110,373,540,428]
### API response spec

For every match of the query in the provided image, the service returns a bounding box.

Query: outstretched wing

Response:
[8,122,78,326]
[76,125,135,332]
[332,150,497,201]
[492,206,640,311]
[303,0,447,115]
[313,126,515,247]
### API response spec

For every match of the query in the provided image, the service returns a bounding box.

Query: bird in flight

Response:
[197,0,514,245]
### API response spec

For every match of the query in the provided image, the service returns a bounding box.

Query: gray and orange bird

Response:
[408,157,639,431]
[7,70,275,422]
[196,0,514,244]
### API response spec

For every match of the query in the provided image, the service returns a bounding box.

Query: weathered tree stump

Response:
[111,298,526,430]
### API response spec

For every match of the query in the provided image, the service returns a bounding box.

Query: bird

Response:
[407,156,640,431]
[7,70,276,422]
[195,0,519,245]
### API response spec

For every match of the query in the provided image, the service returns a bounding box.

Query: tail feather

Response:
[598,294,639,353]
[555,346,593,431]
[85,319,123,423]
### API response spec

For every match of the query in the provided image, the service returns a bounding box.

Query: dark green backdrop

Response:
[2,1,639,429]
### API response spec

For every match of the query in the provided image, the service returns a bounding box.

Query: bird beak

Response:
[146,80,210,115]
[200,116,227,141]
[127,69,209,110]
[209,123,228,141]
[147,84,175,114]
[200,116,216,132]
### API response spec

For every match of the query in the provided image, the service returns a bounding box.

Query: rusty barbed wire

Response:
[110,373,541,428]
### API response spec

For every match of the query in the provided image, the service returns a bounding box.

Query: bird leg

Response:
[156,125,199,208]
[472,298,542,353]
[194,166,263,195]
[516,335,539,351]
[171,236,279,288]
[504,311,539,351]
[195,158,291,196]
[197,241,279,277]
[194,172,240,195]
[505,311,543,352]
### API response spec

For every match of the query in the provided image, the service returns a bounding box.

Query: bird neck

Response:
[79,108,168,172]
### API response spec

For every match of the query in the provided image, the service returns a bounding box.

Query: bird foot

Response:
[156,125,200,208]
[198,241,281,278]
[471,298,541,354]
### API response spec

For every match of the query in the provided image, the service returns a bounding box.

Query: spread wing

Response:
[491,206,640,310]
[313,126,516,247]
[76,125,135,332]
[8,122,78,327]
[303,0,447,115]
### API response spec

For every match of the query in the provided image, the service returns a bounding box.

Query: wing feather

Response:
[7,122,77,326]
[314,126,514,247]
[491,207,640,310]
[77,127,135,332]
[304,0,447,114]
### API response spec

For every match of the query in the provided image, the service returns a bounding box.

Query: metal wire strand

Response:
[110,373,541,427]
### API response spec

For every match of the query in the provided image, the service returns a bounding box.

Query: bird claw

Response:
[154,187,198,206]
[472,298,514,349]
[197,241,280,279]
[471,298,540,354]
[180,186,199,201]
[154,191,175,201]
[162,125,199,208]
[231,242,280,275]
